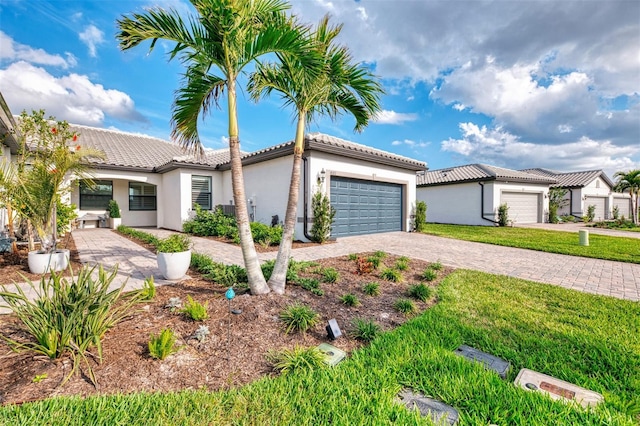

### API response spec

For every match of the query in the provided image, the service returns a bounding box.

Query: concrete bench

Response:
[77,214,106,229]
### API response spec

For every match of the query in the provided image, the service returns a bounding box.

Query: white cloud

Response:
[392,139,429,149]
[373,109,418,125]
[0,31,75,68]
[78,24,104,57]
[0,61,146,126]
[453,103,465,111]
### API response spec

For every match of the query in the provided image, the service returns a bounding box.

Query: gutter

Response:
[479,182,499,224]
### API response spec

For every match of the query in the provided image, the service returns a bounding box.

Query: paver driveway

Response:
[72,229,640,302]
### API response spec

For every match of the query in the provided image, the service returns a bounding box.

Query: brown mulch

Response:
[0,236,451,406]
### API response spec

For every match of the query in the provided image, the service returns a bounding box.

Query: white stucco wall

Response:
[558,177,615,218]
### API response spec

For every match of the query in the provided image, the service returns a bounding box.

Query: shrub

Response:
[394,298,416,315]
[180,295,208,321]
[414,201,427,232]
[279,303,319,334]
[612,205,620,220]
[140,276,156,301]
[0,265,141,385]
[310,190,335,243]
[394,258,409,271]
[408,283,433,302]
[182,205,237,240]
[363,282,380,296]
[584,204,596,222]
[351,318,381,342]
[373,251,387,259]
[296,277,324,296]
[548,203,559,224]
[355,257,374,275]
[321,267,339,283]
[367,256,382,269]
[340,293,360,307]
[250,221,283,247]
[191,254,248,285]
[107,199,121,218]
[266,346,326,375]
[148,329,181,360]
[117,226,160,246]
[422,268,437,282]
[380,267,403,283]
[347,253,358,261]
[430,261,443,271]
[156,234,191,253]
[56,198,78,235]
[498,203,510,227]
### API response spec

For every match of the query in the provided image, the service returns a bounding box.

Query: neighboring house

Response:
[0,96,19,232]
[523,168,632,220]
[416,164,556,226]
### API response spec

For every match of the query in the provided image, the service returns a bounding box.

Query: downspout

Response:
[479,182,499,224]
[302,155,313,241]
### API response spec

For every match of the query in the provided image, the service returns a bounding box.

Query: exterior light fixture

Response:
[319,168,326,184]
[326,318,342,340]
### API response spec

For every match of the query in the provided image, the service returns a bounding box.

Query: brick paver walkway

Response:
[69,228,639,302]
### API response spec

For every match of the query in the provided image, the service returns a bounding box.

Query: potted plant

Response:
[107,199,121,229]
[156,234,192,280]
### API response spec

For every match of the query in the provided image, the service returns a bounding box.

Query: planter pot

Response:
[157,250,191,280]
[28,249,70,274]
[109,217,121,229]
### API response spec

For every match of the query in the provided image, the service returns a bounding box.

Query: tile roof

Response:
[522,168,614,188]
[417,164,557,186]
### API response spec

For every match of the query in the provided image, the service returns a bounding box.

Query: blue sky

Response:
[0,0,638,178]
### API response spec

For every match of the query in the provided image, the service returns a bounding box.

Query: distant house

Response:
[416,164,556,226]
[523,169,632,220]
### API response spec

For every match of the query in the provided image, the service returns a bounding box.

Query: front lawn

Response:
[1,270,637,425]
[420,223,640,263]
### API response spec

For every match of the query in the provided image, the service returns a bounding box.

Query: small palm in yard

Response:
[351,318,381,342]
[266,346,326,375]
[279,303,319,334]
[340,293,360,307]
[148,329,181,360]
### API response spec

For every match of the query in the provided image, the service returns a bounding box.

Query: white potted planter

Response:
[107,199,122,229]
[156,234,192,280]
[28,249,70,274]
[109,217,122,229]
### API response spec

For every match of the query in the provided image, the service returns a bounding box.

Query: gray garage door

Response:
[500,192,540,224]
[330,177,402,237]
[584,196,607,220]
[613,197,631,218]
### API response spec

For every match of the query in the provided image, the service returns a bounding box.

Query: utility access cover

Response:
[515,368,604,408]
[317,343,346,367]
[397,389,459,425]
[454,345,510,379]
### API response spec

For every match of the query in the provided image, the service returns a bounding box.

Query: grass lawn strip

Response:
[421,224,640,264]
[0,270,637,425]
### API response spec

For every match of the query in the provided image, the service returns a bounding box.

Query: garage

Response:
[613,197,631,218]
[330,176,402,237]
[584,196,607,220]
[500,192,540,223]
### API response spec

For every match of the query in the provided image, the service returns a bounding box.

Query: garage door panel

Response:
[613,198,631,217]
[584,197,607,220]
[500,192,540,224]
[330,177,402,237]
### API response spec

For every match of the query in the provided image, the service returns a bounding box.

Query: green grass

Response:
[1,271,638,425]
[421,223,640,263]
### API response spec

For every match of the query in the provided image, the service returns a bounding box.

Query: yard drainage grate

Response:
[454,345,510,379]
[316,343,346,367]
[397,389,459,425]
[514,368,604,408]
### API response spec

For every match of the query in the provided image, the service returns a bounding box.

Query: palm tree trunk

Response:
[268,115,306,294]
[228,80,269,294]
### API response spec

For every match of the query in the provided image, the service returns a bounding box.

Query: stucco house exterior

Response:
[416,164,556,226]
[523,168,632,220]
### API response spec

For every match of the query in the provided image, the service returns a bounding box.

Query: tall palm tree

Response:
[116,0,314,294]
[248,15,383,294]
[614,169,640,224]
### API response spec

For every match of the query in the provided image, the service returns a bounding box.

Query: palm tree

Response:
[248,15,383,294]
[116,0,314,294]
[614,169,640,224]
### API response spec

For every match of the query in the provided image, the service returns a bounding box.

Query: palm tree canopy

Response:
[248,14,384,133]
[614,169,640,193]
[116,0,314,154]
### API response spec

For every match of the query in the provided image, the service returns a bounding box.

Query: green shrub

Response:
[296,277,323,296]
[107,199,121,218]
[339,293,360,307]
[191,254,248,285]
[180,295,208,321]
[250,222,283,247]
[117,226,160,246]
[584,204,596,222]
[156,234,191,253]
[430,261,443,271]
[393,298,416,315]
[373,251,387,259]
[351,318,381,342]
[321,267,339,283]
[279,303,319,334]
[0,265,141,385]
[347,253,358,261]
[310,190,336,243]
[266,346,326,375]
[548,203,559,224]
[414,201,427,232]
[262,259,316,283]
[380,267,403,283]
[422,268,437,281]
[139,276,156,301]
[367,255,382,269]
[148,329,181,360]
[408,283,433,302]
[56,198,78,235]
[182,205,237,240]
[498,203,510,227]
[394,258,409,271]
[363,282,380,296]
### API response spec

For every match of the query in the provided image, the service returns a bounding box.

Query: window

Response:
[79,180,112,210]
[192,175,212,210]
[129,182,157,211]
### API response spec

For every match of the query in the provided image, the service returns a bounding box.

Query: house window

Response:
[596,180,600,188]
[129,182,157,211]
[192,175,212,210]
[79,180,113,210]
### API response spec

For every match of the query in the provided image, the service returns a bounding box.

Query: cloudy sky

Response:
[0,0,638,178]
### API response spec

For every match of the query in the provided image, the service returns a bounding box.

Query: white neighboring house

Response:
[523,169,632,220]
[0,96,19,232]
[416,164,556,226]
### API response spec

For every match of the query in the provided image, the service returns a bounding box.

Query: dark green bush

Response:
[250,222,283,246]
[117,226,160,246]
[310,190,335,243]
[498,203,510,227]
[414,201,427,231]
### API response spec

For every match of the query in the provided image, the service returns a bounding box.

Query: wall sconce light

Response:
[326,318,342,340]
[544,193,548,199]
[318,168,326,184]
